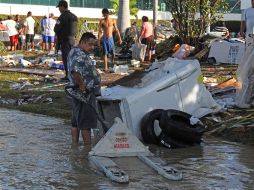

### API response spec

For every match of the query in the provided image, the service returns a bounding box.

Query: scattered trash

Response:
[113,64,129,75]
[208,38,245,64]
[131,59,140,68]
[172,44,195,59]
[20,59,33,67]
[50,61,64,70]
[131,42,147,62]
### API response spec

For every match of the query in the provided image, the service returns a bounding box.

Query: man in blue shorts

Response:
[98,8,122,71]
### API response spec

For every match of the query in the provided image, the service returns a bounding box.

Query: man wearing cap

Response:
[54,0,78,81]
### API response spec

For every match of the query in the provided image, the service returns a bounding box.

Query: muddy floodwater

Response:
[0,108,254,190]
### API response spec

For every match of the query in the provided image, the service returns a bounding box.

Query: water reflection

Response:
[0,109,253,190]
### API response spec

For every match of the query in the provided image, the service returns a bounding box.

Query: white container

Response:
[97,58,220,139]
[208,39,245,64]
[113,64,129,74]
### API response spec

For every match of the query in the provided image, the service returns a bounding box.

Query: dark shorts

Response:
[141,35,154,51]
[102,37,115,55]
[71,96,97,130]
[26,34,34,43]
[42,34,46,43]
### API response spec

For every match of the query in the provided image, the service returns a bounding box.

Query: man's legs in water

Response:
[71,127,79,145]
[81,129,91,145]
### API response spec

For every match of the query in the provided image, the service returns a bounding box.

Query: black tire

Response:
[160,109,206,144]
[159,133,194,149]
[141,109,165,144]
[207,57,217,64]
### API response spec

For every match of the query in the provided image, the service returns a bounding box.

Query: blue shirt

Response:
[67,47,101,93]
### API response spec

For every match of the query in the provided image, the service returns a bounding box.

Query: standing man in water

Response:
[54,0,78,81]
[98,8,122,72]
[67,32,101,145]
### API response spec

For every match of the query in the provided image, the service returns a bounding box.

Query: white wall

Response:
[0,3,173,20]
[0,3,241,21]
[241,0,251,10]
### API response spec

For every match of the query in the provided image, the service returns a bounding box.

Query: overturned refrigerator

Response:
[97,58,221,140]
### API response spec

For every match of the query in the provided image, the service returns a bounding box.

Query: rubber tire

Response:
[159,133,194,149]
[160,109,206,144]
[141,109,165,144]
[207,57,216,64]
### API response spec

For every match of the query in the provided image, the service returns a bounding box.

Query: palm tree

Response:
[153,0,158,26]
[110,0,139,19]
[117,0,131,34]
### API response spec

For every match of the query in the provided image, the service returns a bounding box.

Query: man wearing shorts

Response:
[140,16,154,62]
[98,8,122,71]
[1,16,18,51]
[44,13,56,50]
[24,11,35,50]
[67,32,101,145]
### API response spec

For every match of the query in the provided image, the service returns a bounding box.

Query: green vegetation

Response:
[0,71,71,119]
[109,0,139,19]
[165,0,229,46]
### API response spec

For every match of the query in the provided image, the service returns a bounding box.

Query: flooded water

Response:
[0,108,254,190]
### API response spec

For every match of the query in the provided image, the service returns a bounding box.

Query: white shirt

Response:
[24,16,35,35]
[44,18,56,36]
[242,7,254,35]
[1,19,18,36]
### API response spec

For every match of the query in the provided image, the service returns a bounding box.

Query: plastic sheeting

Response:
[235,42,254,108]
[131,42,147,62]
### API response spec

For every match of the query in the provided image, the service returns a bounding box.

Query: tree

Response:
[109,0,139,19]
[165,0,229,46]
[117,0,131,34]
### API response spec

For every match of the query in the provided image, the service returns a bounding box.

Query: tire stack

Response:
[141,109,207,148]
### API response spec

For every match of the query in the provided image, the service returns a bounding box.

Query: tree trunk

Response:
[118,0,131,34]
[153,0,158,26]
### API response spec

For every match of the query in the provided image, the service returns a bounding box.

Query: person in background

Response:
[41,15,47,50]
[240,0,254,51]
[236,0,254,108]
[0,18,6,31]
[139,16,154,62]
[23,11,35,51]
[98,8,122,71]
[44,13,56,51]
[54,0,78,81]
[67,32,101,145]
[1,16,18,51]
[15,14,24,50]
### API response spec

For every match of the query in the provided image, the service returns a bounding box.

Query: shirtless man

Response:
[98,8,122,71]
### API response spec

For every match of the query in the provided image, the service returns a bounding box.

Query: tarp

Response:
[208,38,245,64]
[236,42,254,108]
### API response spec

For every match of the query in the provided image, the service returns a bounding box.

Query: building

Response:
[0,0,243,21]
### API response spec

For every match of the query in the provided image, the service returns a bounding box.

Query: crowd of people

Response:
[0,11,57,52]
